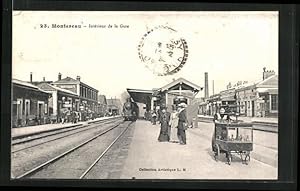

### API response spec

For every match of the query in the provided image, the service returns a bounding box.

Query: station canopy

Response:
[126,88,153,104]
[126,78,203,104]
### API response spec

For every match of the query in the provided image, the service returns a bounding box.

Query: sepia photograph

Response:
[11,11,279,180]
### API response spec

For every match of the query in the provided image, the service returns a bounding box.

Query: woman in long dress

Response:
[157,106,170,142]
[169,105,179,143]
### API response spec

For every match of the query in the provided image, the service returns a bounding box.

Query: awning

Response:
[220,95,236,101]
[127,88,153,104]
[257,88,278,94]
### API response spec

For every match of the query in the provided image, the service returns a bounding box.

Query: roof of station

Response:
[12,79,50,94]
[36,82,78,96]
[127,88,153,104]
[159,77,203,92]
[126,78,203,104]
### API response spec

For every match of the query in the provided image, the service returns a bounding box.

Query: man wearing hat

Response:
[177,102,188,145]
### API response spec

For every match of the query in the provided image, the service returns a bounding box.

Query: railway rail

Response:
[12,117,122,143]
[12,118,122,153]
[15,121,132,179]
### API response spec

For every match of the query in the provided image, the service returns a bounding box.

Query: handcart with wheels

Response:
[211,105,253,165]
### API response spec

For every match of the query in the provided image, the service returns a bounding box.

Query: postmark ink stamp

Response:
[138,25,188,76]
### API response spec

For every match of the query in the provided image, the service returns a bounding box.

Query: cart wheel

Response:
[239,152,244,161]
[244,154,250,165]
[214,144,220,161]
[227,153,232,165]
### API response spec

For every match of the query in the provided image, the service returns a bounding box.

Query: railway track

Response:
[12,118,122,153]
[80,121,132,179]
[15,121,133,179]
[12,117,122,144]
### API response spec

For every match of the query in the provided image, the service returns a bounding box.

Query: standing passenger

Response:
[177,103,188,145]
[61,110,66,124]
[151,110,157,125]
[158,105,171,142]
[169,105,179,143]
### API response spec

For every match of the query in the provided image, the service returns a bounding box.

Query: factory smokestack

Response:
[30,72,33,83]
[204,72,209,98]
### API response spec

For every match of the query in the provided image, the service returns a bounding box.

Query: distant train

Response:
[123,99,139,121]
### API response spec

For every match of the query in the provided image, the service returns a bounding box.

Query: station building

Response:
[198,68,278,117]
[97,95,107,117]
[36,82,79,122]
[201,93,220,116]
[235,74,278,117]
[12,79,50,127]
[127,78,202,111]
[52,73,99,114]
[106,98,122,115]
[127,78,203,117]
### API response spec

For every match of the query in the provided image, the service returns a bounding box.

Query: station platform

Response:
[11,116,121,139]
[120,120,277,179]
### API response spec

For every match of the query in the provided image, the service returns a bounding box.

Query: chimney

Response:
[43,77,45,81]
[76,76,81,81]
[58,73,62,81]
[30,72,32,82]
[263,67,275,80]
[227,82,232,90]
[204,72,209,98]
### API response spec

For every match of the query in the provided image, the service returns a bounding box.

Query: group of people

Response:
[60,110,81,124]
[157,102,188,145]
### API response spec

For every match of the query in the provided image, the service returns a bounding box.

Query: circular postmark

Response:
[138,25,188,76]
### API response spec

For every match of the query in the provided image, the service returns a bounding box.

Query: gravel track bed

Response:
[11,121,123,178]
[28,122,131,179]
[12,119,122,153]
[83,121,136,179]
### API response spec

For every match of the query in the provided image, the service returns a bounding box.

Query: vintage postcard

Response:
[11,11,278,179]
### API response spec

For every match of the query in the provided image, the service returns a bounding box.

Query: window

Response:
[25,99,30,116]
[271,94,278,111]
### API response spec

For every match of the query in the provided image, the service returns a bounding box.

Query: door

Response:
[16,99,23,125]
[244,101,247,116]
[37,101,45,124]
[38,103,42,118]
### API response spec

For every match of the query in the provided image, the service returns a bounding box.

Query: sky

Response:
[12,11,278,99]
